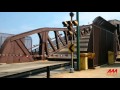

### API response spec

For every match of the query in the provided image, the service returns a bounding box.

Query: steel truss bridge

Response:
[0,16,119,68]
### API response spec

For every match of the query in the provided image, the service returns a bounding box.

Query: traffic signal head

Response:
[62,20,78,27]
[62,21,73,27]
[62,21,68,27]
[67,30,73,36]
[72,20,78,26]
[67,25,73,30]
[67,21,73,26]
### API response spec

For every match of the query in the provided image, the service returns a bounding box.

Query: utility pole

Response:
[76,12,80,70]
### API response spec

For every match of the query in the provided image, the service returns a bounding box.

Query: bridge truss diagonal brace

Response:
[64,31,68,44]
[48,36,56,52]
[56,31,66,46]
[38,32,49,59]
[16,39,34,61]
[54,31,60,49]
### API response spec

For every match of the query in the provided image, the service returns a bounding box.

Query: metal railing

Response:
[1,62,70,78]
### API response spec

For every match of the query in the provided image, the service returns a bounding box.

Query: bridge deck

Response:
[0,61,69,78]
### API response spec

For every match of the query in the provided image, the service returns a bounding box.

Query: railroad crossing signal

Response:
[62,12,78,73]
[62,20,78,27]
[68,44,75,53]
[62,20,78,36]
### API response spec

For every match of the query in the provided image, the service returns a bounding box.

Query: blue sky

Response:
[0,12,120,45]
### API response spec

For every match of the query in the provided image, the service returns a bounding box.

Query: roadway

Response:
[0,60,70,78]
